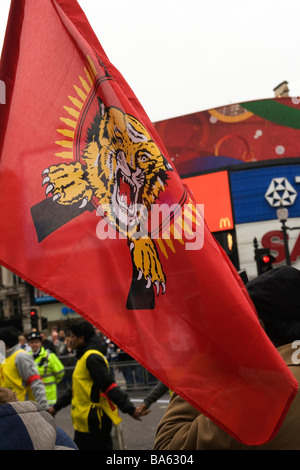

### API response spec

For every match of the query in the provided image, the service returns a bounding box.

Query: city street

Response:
[55,389,170,450]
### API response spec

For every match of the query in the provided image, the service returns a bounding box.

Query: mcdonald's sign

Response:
[219,217,232,229]
[183,171,233,232]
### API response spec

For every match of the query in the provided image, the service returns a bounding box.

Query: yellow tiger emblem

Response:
[42,98,171,299]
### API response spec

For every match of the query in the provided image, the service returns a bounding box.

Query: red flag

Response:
[0,0,297,445]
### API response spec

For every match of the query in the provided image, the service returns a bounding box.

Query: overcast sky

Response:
[1,0,300,122]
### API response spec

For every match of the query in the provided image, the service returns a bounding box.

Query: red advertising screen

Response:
[183,171,233,232]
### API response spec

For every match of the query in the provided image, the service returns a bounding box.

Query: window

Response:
[12,274,24,286]
[12,298,22,317]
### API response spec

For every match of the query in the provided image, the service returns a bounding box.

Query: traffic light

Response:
[255,248,275,275]
[30,309,39,329]
[41,316,48,330]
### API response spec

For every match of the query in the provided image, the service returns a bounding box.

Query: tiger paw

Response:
[42,162,93,207]
[130,237,166,295]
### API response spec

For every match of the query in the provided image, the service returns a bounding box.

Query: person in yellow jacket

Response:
[48,320,149,450]
[0,326,48,410]
[27,331,65,406]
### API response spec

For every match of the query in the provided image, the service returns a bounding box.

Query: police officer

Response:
[28,331,65,406]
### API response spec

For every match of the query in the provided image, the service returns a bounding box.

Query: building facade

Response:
[0,265,80,332]
[0,266,30,330]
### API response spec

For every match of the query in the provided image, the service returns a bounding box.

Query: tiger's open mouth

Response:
[116,169,139,218]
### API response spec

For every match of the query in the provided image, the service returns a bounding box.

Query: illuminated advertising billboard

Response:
[183,171,233,232]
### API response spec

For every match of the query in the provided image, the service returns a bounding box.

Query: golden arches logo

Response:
[219,217,232,229]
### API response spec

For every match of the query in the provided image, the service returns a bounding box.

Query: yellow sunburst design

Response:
[157,199,202,259]
[55,55,97,159]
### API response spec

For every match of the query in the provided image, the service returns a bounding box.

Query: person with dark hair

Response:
[40,331,57,353]
[48,320,149,450]
[154,266,300,450]
[0,326,48,410]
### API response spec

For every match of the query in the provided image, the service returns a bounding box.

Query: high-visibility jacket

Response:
[0,349,35,401]
[71,349,122,433]
[29,347,65,405]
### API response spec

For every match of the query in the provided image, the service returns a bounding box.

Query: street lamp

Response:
[276,204,291,266]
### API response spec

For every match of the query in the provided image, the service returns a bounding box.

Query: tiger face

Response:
[84,98,170,236]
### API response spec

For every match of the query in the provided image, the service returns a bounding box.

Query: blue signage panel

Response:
[34,287,57,304]
[230,164,300,224]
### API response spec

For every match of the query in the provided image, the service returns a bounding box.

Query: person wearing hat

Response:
[154,266,300,450]
[0,326,48,410]
[28,331,65,406]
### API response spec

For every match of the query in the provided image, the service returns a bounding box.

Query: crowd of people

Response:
[0,319,154,450]
[17,325,150,390]
[1,265,300,450]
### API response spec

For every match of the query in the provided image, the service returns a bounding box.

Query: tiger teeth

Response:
[120,172,135,189]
